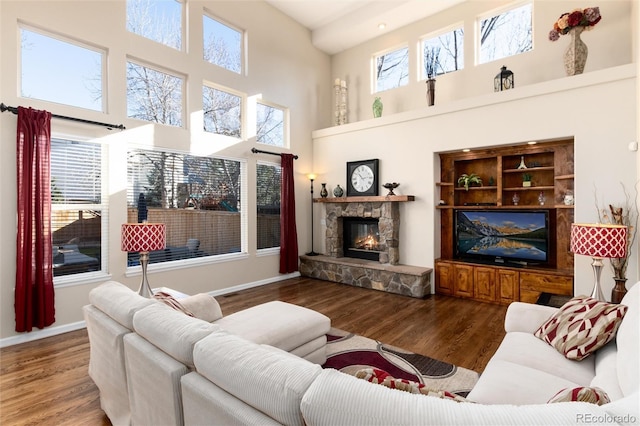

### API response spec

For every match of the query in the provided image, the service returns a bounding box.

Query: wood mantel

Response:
[314,195,415,203]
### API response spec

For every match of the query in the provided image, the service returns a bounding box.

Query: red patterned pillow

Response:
[534,296,627,360]
[548,386,610,405]
[355,368,467,402]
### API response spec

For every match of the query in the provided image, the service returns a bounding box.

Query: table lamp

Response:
[121,223,166,297]
[570,223,627,301]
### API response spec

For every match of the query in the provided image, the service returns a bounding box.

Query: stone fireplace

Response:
[299,196,432,298]
[325,200,399,264]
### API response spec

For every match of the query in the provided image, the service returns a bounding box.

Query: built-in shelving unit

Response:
[435,139,575,305]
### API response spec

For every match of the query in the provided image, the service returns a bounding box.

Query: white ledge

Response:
[312,64,636,139]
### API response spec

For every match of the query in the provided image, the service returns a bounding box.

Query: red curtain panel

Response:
[15,107,55,332]
[279,154,299,273]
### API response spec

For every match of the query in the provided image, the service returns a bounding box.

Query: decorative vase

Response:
[426,79,435,106]
[372,97,383,118]
[611,278,627,304]
[564,27,588,76]
[333,184,344,197]
[320,183,328,198]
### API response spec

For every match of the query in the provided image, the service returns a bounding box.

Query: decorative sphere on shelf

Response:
[383,182,400,196]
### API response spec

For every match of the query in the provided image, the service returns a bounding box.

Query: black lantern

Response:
[494,65,514,92]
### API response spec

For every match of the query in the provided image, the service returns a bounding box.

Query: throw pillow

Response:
[153,292,195,317]
[534,296,627,361]
[548,386,610,405]
[355,368,467,402]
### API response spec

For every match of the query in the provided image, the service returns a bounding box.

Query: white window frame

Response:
[476,1,533,65]
[372,43,410,94]
[202,81,246,140]
[202,10,245,75]
[418,23,465,81]
[256,99,289,149]
[51,134,110,287]
[256,160,281,255]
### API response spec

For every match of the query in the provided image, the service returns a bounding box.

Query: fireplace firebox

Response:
[343,217,383,261]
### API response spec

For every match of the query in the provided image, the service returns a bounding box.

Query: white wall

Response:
[331,0,633,122]
[0,0,331,341]
[313,0,637,299]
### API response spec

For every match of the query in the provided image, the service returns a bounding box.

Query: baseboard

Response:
[0,320,87,348]
[0,272,301,348]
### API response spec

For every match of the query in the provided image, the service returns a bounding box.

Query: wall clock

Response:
[347,159,379,196]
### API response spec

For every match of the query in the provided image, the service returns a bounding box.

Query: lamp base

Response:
[305,251,319,256]
[589,257,605,301]
[138,251,154,298]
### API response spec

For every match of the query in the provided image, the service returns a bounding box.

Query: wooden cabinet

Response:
[454,264,474,298]
[474,266,497,302]
[434,260,572,305]
[498,269,519,305]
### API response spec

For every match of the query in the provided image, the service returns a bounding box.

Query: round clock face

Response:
[351,165,374,192]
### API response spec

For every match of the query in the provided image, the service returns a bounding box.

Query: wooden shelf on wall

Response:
[314,195,415,203]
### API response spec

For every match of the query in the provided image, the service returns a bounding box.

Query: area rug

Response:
[322,328,479,397]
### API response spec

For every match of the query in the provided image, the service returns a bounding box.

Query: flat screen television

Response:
[454,209,550,266]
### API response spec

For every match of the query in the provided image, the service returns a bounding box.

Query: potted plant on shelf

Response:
[522,173,532,187]
[458,173,482,191]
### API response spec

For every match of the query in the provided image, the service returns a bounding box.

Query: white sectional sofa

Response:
[84,280,639,426]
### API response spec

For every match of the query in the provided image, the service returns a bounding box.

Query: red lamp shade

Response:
[570,223,627,259]
[121,223,166,253]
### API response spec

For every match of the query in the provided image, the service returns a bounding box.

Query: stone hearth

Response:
[299,196,432,298]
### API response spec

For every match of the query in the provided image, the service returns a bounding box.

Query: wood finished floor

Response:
[0,277,508,425]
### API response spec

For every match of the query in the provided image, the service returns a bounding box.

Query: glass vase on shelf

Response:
[538,191,546,205]
[512,193,520,206]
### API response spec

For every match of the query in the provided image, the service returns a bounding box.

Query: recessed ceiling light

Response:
[378,23,386,30]
[462,148,471,152]
[528,141,537,145]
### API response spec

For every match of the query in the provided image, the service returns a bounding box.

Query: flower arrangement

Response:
[549,6,601,41]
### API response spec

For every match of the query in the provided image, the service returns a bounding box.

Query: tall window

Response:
[203,13,242,74]
[51,138,105,278]
[203,84,242,138]
[256,163,281,250]
[127,148,244,266]
[127,0,183,50]
[127,61,184,127]
[256,101,286,147]
[421,26,464,80]
[374,46,409,93]
[20,27,104,111]
[479,2,532,64]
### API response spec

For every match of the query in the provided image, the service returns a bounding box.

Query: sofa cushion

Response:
[548,386,610,405]
[486,332,595,386]
[193,331,322,426]
[534,296,627,360]
[213,301,330,352]
[590,340,624,400]
[133,303,220,367]
[89,281,156,330]
[616,282,639,396]
[355,368,467,402]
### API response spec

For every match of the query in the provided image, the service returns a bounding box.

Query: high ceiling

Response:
[265,0,465,55]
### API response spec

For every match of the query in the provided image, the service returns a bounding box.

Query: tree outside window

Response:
[203,85,242,138]
[203,13,242,74]
[127,0,182,50]
[421,27,464,80]
[479,3,532,64]
[256,102,285,147]
[127,61,184,127]
[374,46,409,93]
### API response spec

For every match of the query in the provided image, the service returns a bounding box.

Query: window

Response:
[374,46,409,93]
[51,138,105,278]
[203,13,242,74]
[256,163,281,250]
[127,0,183,50]
[421,26,464,80]
[203,84,242,138]
[127,61,184,127]
[20,27,104,111]
[127,148,244,266]
[479,2,532,64]
[256,101,286,147]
